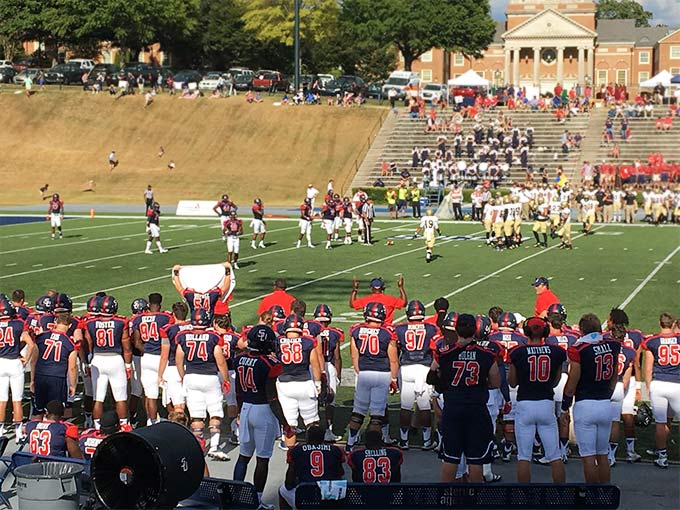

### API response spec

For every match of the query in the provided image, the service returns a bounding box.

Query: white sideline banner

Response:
[176,200,216,217]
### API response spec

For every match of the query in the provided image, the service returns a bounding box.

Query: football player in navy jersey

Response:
[31,312,79,419]
[508,317,566,483]
[176,309,230,461]
[128,297,149,424]
[604,308,645,462]
[172,262,234,316]
[10,290,31,321]
[313,304,344,442]
[488,312,528,461]
[47,193,64,239]
[212,313,245,445]
[427,314,500,483]
[77,293,106,428]
[213,194,237,240]
[233,325,290,510]
[341,196,354,245]
[144,201,168,254]
[606,323,635,467]
[543,310,578,462]
[27,295,54,336]
[224,210,244,269]
[560,313,620,483]
[82,295,133,430]
[275,314,322,450]
[251,198,267,249]
[347,303,399,452]
[348,429,402,483]
[642,312,680,469]
[320,198,336,249]
[0,297,34,440]
[158,302,191,413]
[278,424,345,509]
[131,293,173,425]
[394,300,439,450]
[26,400,82,458]
[79,410,119,460]
[296,198,314,249]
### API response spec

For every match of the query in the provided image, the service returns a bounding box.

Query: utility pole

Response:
[294,0,300,92]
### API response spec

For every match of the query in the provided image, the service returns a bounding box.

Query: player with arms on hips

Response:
[172,262,233,316]
[0,297,35,440]
[82,295,133,430]
[223,210,244,269]
[394,300,439,449]
[414,209,441,263]
[213,194,237,241]
[47,193,64,240]
[508,317,566,483]
[175,309,231,461]
[251,198,267,249]
[130,293,173,425]
[145,201,168,254]
[427,314,500,483]
[232,325,291,510]
[297,198,314,249]
[278,424,345,509]
[347,303,399,452]
[320,198,337,250]
[313,304,344,442]
[560,313,620,483]
[642,312,680,469]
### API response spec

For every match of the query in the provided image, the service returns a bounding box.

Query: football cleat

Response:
[251,242,257,249]
[258,242,265,248]
[233,262,240,269]
[207,449,230,461]
[626,451,641,463]
[397,439,409,450]
[484,474,502,483]
[278,439,289,451]
[422,439,438,451]
[144,250,152,254]
[229,433,240,446]
[159,248,168,253]
[654,455,668,469]
[324,429,342,442]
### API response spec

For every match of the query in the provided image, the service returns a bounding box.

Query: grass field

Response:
[1,213,679,460]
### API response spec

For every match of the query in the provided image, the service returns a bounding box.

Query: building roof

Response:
[596,19,636,43]
[634,26,673,47]
[492,22,505,44]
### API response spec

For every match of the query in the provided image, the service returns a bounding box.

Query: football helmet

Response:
[313,304,332,323]
[100,296,119,315]
[34,295,54,313]
[304,198,312,206]
[230,210,237,217]
[283,314,304,333]
[441,311,459,331]
[52,193,59,200]
[247,325,276,354]
[0,297,16,319]
[254,198,262,205]
[475,315,491,340]
[635,402,653,427]
[268,305,286,320]
[498,312,518,330]
[319,385,335,407]
[406,300,426,321]
[546,303,567,321]
[191,308,212,328]
[52,293,73,313]
[222,194,229,201]
[131,298,150,315]
[87,295,103,315]
[363,302,386,323]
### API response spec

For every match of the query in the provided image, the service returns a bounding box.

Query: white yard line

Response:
[619,244,680,309]
[0,220,139,239]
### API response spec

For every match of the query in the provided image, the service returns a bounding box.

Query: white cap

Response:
[514,312,526,324]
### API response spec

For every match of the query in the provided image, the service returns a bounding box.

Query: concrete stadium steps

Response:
[353,108,590,188]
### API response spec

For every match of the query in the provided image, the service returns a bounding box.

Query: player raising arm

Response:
[172,262,234,316]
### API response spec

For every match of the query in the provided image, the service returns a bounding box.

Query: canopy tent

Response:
[639,70,674,88]
[447,70,489,87]
[671,74,680,84]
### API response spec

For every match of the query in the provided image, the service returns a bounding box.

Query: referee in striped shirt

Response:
[362,197,375,245]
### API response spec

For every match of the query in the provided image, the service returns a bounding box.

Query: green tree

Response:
[596,0,652,27]
[341,0,496,71]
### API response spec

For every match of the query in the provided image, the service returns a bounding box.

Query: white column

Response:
[587,47,594,84]
[504,49,511,86]
[556,46,565,85]
[533,47,541,87]
[512,48,520,86]
[577,47,585,85]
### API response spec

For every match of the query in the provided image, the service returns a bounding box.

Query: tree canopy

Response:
[596,0,653,27]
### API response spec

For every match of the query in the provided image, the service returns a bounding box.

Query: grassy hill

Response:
[0,91,385,206]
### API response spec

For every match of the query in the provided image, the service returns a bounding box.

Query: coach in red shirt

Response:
[349,276,407,324]
[532,276,560,317]
[257,278,296,315]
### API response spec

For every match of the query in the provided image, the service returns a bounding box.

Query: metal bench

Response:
[295,482,621,509]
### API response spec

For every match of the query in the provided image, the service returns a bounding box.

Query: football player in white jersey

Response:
[414,209,441,263]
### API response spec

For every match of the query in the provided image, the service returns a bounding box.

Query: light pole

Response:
[294,0,300,92]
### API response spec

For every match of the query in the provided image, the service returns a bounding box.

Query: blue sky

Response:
[490,0,678,27]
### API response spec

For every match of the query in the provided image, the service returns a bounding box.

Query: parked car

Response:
[87,64,120,87]
[0,60,12,68]
[44,63,86,85]
[198,72,226,90]
[13,68,42,85]
[0,67,17,83]
[317,73,334,89]
[366,82,384,99]
[228,67,253,78]
[67,58,95,70]
[233,73,252,91]
[119,63,160,84]
[172,69,202,90]
[421,83,447,102]
[12,56,50,72]
[382,70,420,100]
[320,75,368,96]
[251,70,289,92]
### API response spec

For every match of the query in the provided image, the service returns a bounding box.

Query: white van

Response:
[382,71,420,100]
[67,58,95,70]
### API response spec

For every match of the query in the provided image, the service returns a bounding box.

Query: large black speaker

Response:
[91,421,205,509]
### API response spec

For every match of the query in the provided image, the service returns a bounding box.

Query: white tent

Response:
[639,70,674,88]
[447,70,489,87]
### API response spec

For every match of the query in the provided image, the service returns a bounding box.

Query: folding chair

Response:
[0,437,11,508]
